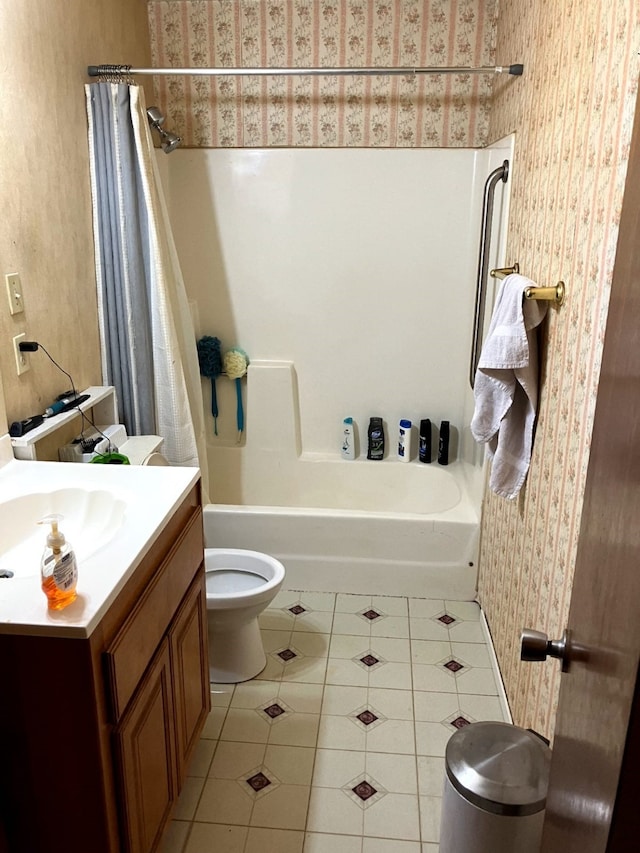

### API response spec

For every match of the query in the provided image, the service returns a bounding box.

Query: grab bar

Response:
[469,160,509,389]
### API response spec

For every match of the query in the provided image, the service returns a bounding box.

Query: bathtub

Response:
[203,458,480,600]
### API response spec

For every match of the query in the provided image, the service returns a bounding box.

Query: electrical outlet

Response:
[12,333,30,375]
[5,273,24,316]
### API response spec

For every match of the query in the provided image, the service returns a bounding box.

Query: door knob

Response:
[521,628,570,672]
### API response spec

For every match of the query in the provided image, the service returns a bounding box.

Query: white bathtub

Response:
[203,459,480,600]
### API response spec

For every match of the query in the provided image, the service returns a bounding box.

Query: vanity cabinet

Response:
[0,482,209,853]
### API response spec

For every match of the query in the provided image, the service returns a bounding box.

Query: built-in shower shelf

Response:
[11,386,117,461]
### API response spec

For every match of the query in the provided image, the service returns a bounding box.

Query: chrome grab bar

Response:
[469,160,509,389]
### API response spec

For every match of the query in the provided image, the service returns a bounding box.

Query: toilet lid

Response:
[206,569,266,594]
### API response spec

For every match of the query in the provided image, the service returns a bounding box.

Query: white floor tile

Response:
[414,722,454,757]
[322,684,369,715]
[371,596,409,617]
[455,667,498,695]
[294,610,335,634]
[306,788,364,836]
[368,661,412,690]
[330,633,375,659]
[326,657,369,687]
[409,618,452,641]
[220,708,271,743]
[450,641,492,667]
[419,796,442,843]
[194,778,253,825]
[336,593,372,613]
[447,620,486,643]
[333,612,372,636]
[444,600,481,620]
[412,664,458,693]
[365,752,418,795]
[250,784,311,830]
[280,656,329,684]
[408,599,445,619]
[187,738,217,777]
[291,631,331,658]
[231,679,281,709]
[312,748,366,788]
[417,756,446,797]
[209,683,235,707]
[368,636,411,662]
[458,693,507,721]
[413,691,459,722]
[183,822,247,853]
[411,639,452,665]
[260,609,296,631]
[278,681,325,713]
[263,744,316,785]
[363,793,421,841]
[304,832,362,853]
[370,616,410,639]
[199,706,227,739]
[245,827,305,853]
[208,741,266,779]
[267,712,320,747]
[367,687,414,720]
[363,839,421,853]
[317,714,367,751]
[366,718,415,754]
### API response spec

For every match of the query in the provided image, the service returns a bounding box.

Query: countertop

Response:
[0,452,199,638]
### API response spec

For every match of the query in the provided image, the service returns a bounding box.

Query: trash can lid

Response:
[445,721,551,816]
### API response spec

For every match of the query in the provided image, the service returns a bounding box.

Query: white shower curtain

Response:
[85,82,209,499]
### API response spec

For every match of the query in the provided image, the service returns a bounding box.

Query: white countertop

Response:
[0,453,199,638]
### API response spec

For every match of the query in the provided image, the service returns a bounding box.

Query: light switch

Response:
[6,273,25,315]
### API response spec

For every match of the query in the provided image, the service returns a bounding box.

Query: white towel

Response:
[470,273,548,499]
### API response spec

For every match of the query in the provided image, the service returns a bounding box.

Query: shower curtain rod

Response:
[88,63,524,78]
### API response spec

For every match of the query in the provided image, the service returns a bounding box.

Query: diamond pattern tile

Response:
[360,654,379,667]
[443,659,464,673]
[289,604,306,615]
[438,613,456,626]
[277,648,297,662]
[246,771,271,792]
[361,609,382,621]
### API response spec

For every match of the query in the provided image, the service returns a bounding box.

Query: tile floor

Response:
[160,591,508,853]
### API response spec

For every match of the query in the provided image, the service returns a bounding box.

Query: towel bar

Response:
[489,263,565,305]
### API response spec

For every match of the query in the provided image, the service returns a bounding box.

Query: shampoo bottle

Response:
[397,419,413,462]
[367,417,385,460]
[341,417,356,459]
[419,419,432,463]
[39,514,78,610]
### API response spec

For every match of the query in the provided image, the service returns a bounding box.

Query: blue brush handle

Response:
[235,377,244,434]
[210,377,219,435]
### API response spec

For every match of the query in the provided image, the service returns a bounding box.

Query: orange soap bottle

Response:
[39,514,78,610]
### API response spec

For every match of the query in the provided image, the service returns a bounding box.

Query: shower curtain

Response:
[85,82,209,498]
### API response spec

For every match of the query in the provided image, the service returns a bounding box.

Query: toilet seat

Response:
[205,569,265,595]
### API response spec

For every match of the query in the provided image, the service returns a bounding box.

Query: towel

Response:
[470,273,548,499]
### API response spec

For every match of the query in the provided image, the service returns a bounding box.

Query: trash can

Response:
[440,721,551,853]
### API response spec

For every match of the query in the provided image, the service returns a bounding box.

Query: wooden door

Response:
[538,93,640,849]
[114,639,177,853]
[170,571,211,785]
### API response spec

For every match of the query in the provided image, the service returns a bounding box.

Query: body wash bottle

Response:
[39,514,78,610]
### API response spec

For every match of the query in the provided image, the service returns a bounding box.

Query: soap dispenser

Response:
[39,514,78,610]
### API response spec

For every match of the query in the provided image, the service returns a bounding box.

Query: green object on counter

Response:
[90,452,130,465]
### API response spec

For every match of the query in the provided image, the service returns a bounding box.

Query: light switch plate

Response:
[12,333,30,375]
[6,273,24,316]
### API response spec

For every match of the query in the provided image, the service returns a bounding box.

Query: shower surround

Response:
[159,142,512,597]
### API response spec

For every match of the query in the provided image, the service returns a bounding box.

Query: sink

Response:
[0,488,126,580]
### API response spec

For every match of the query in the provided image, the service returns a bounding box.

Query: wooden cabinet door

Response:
[114,639,177,853]
[170,572,211,785]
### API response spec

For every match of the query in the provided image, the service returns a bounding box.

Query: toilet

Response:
[204,548,286,683]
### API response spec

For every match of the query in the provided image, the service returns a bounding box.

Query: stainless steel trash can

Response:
[440,721,551,853]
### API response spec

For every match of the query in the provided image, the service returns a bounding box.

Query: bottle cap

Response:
[343,417,353,425]
[38,514,66,551]
[400,419,412,428]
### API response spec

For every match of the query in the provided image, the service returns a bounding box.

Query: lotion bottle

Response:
[367,417,385,460]
[341,417,356,459]
[39,514,78,610]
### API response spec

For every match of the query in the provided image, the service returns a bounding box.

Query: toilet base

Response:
[208,615,267,683]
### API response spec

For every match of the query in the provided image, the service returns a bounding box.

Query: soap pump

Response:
[39,514,78,610]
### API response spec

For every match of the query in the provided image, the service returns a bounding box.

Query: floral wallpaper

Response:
[148,0,499,147]
[146,0,640,738]
[481,0,640,737]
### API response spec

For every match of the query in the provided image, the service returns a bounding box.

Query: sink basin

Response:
[0,488,126,580]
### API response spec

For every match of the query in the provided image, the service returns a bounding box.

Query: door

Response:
[536,95,640,849]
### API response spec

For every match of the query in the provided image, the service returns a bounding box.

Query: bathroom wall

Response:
[147,0,499,148]
[479,0,640,736]
[161,143,511,491]
[0,0,153,427]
